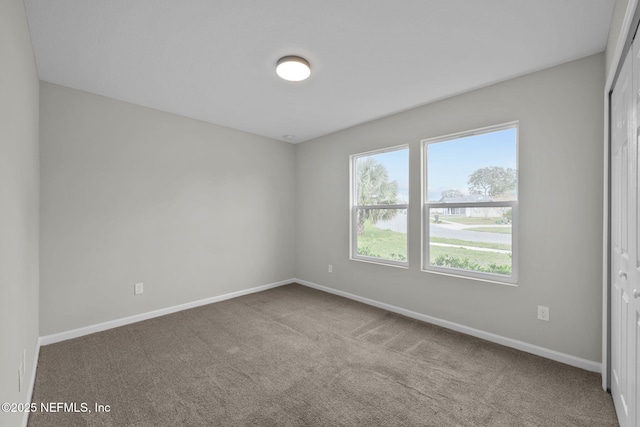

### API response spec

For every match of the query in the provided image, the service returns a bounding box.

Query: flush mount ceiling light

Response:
[276,56,311,81]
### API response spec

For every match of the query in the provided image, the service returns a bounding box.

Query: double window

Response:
[350,146,409,267]
[349,122,518,284]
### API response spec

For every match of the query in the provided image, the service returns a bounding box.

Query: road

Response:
[430,223,511,245]
[374,215,511,246]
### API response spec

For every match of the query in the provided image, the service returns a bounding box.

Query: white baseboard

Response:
[295,278,601,373]
[22,337,41,427]
[39,279,294,346]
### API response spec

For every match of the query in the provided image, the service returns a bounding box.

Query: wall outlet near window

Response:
[134,282,144,295]
[537,305,550,321]
[328,264,333,273]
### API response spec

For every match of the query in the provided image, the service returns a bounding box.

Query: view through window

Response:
[423,123,518,282]
[351,146,409,266]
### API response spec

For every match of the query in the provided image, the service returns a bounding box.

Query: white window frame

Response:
[421,122,519,285]
[350,145,409,268]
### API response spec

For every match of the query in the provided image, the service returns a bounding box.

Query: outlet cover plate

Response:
[537,305,550,321]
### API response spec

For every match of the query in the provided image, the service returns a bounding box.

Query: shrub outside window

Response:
[350,146,409,267]
[423,122,518,284]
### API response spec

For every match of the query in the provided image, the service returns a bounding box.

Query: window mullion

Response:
[354,204,408,210]
[426,201,516,209]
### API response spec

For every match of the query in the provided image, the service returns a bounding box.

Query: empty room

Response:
[2,0,639,426]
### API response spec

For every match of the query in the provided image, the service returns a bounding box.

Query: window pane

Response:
[356,149,409,205]
[429,207,512,276]
[356,208,407,262]
[427,127,517,203]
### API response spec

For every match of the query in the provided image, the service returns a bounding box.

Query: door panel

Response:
[612,45,637,427]
[629,40,640,427]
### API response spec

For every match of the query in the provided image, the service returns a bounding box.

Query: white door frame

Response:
[604,0,640,392]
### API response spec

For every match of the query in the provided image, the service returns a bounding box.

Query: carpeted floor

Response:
[28,283,618,426]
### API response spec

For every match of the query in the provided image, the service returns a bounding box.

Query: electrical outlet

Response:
[537,305,550,321]
[328,264,333,273]
[134,282,144,295]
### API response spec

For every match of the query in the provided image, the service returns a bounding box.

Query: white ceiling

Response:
[24,0,615,143]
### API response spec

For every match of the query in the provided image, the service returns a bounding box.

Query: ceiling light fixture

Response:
[276,56,311,81]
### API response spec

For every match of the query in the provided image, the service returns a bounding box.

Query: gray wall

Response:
[0,0,40,425]
[295,53,605,362]
[606,0,631,78]
[40,82,296,335]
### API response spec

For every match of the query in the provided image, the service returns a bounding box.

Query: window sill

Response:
[350,256,409,269]
[422,267,518,287]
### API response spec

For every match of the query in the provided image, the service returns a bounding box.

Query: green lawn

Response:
[357,221,407,261]
[357,221,512,273]
[465,226,512,234]
[430,236,511,251]
[429,245,512,272]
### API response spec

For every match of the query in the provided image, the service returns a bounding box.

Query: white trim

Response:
[423,268,518,287]
[603,87,611,392]
[426,201,516,209]
[295,278,601,373]
[603,0,639,392]
[353,203,408,210]
[350,256,409,269]
[421,121,520,147]
[22,337,41,427]
[349,143,410,159]
[39,279,293,346]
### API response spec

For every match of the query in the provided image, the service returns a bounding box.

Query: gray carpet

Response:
[28,283,617,426]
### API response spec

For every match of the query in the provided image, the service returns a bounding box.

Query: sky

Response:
[427,127,517,201]
[358,126,517,203]
[363,148,410,203]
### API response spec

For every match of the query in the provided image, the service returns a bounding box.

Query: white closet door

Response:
[611,45,637,427]
[629,39,640,427]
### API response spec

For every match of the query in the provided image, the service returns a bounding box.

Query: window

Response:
[423,122,518,283]
[350,146,409,266]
